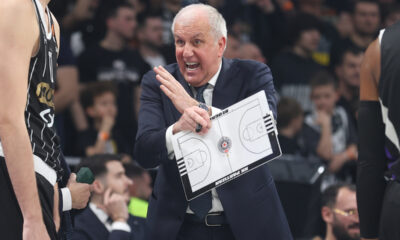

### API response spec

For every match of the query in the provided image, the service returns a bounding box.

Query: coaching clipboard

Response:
[172,91,282,200]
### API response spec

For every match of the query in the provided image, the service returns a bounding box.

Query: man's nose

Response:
[183,44,194,58]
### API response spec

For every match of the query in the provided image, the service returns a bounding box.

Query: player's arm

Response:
[0,2,49,239]
[357,39,386,240]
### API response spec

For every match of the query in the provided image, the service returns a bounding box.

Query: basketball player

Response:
[0,1,89,239]
[357,22,400,240]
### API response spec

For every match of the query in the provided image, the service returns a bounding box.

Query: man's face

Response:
[142,17,164,48]
[110,7,137,40]
[311,84,338,114]
[104,161,133,199]
[173,11,226,87]
[331,188,360,240]
[353,3,380,36]
[336,52,364,88]
[224,35,241,59]
[137,172,153,200]
[296,29,320,54]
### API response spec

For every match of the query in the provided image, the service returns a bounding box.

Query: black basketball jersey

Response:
[25,0,63,180]
[379,22,400,161]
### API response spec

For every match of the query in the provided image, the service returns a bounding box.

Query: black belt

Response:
[185,212,228,227]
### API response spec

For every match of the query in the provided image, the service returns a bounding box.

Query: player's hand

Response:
[67,173,91,209]
[173,106,211,135]
[23,219,50,240]
[154,66,198,113]
[103,188,129,222]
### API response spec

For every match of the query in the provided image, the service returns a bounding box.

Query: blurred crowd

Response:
[47,0,400,239]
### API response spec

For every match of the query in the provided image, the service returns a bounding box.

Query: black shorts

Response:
[0,156,58,240]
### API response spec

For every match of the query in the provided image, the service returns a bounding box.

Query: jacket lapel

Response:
[212,58,241,109]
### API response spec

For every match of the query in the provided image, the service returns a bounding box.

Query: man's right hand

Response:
[103,188,129,222]
[173,106,211,135]
[23,219,50,240]
[67,173,91,209]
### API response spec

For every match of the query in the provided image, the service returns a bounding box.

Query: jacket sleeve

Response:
[134,70,170,169]
[247,62,278,119]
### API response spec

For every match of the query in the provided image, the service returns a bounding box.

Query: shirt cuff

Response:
[61,187,72,211]
[166,124,175,160]
[111,221,131,232]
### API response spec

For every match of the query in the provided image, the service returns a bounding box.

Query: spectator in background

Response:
[78,82,132,157]
[137,12,175,68]
[297,0,341,66]
[55,36,89,156]
[302,71,357,188]
[383,3,400,27]
[73,154,145,240]
[334,45,364,127]
[78,2,150,155]
[331,0,380,65]
[238,0,287,61]
[277,97,306,155]
[272,13,324,111]
[223,33,242,59]
[125,164,152,218]
[238,42,267,63]
[319,183,360,240]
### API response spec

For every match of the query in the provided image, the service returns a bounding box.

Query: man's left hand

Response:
[154,66,197,113]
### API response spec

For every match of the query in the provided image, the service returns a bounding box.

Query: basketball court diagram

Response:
[173,91,282,200]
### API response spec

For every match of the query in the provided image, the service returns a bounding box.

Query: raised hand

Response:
[154,66,198,113]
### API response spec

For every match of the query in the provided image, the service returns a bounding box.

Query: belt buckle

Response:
[205,212,222,227]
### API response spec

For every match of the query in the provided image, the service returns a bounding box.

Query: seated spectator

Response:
[78,2,151,155]
[223,33,242,59]
[330,0,380,63]
[238,42,267,63]
[125,164,152,218]
[334,45,364,127]
[137,12,175,67]
[78,82,131,157]
[271,13,324,111]
[301,71,357,186]
[319,183,360,240]
[277,97,306,155]
[73,154,145,240]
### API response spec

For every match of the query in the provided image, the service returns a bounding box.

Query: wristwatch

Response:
[196,103,210,133]
[198,102,211,116]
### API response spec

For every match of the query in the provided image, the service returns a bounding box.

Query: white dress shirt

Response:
[165,62,224,213]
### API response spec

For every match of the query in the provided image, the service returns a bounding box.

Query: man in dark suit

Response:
[135,3,292,240]
[72,154,145,240]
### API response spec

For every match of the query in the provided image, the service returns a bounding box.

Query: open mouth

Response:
[186,62,200,71]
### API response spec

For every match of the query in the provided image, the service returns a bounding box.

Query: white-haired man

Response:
[135,3,292,240]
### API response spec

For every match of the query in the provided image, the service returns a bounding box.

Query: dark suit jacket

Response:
[135,58,293,240]
[72,206,145,240]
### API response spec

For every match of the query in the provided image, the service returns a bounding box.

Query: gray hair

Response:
[171,3,227,42]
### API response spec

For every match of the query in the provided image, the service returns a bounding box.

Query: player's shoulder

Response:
[0,0,36,16]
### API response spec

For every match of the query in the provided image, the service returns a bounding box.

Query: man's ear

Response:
[321,206,334,224]
[218,36,227,58]
[92,179,105,195]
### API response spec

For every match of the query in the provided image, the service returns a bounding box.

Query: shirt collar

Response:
[208,61,222,87]
[89,202,109,225]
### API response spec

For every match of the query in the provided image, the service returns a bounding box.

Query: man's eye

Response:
[194,39,201,45]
